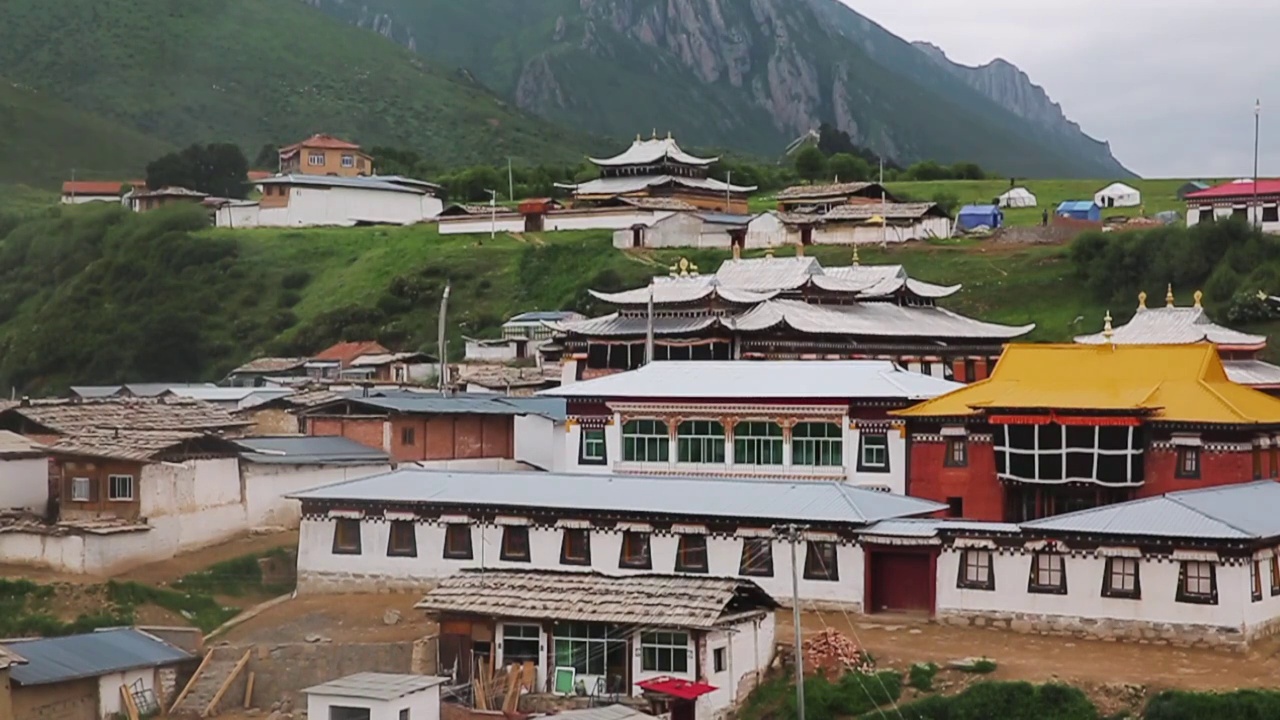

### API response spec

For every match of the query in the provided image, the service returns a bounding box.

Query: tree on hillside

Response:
[795,147,827,182]
[817,122,859,157]
[828,153,870,182]
[252,143,278,170]
[146,143,249,198]
[951,162,985,180]
[371,146,425,178]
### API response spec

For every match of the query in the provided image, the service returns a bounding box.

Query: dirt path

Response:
[792,610,1280,692]
[217,592,435,645]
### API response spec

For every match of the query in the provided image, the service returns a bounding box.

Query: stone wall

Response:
[937,609,1247,651]
[297,570,439,594]
[258,549,297,588]
[226,639,433,710]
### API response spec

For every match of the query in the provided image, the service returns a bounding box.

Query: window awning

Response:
[637,676,717,700]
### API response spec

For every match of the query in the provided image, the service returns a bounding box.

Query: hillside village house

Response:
[746,203,951,248]
[278,133,373,177]
[343,352,435,384]
[894,343,1280,523]
[540,360,958,493]
[0,431,49,514]
[548,254,1032,381]
[436,197,738,238]
[224,357,312,387]
[773,182,899,214]
[609,203,752,250]
[60,180,143,205]
[216,174,444,228]
[309,340,391,379]
[130,186,208,212]
[68,382,218,400]
[1075,288,1280,391]
[1185,179,1280,233]
[288,468,1280,651]
[304,673,447,720]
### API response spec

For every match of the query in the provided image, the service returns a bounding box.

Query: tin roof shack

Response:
[418,570,776,720]
[4,628,192,720]
[0,431,49,514]
[236,436,392,529]
[305,673,448,720]
[0,647,25,720]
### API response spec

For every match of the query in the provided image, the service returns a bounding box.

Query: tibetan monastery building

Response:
[1075,287,1280,392]
[896,344,1280,523]
[556,134,756,214]
[547,254,1033,381]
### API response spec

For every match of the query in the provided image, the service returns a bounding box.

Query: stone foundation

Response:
[1247,614,1280,642]
[937,609,1247,651]
[297,570,441,594]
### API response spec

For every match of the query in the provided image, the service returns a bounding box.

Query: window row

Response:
[956,550,1275,605]
[581,421,891,471]
[330,520,841,580]
[68,474,135,502]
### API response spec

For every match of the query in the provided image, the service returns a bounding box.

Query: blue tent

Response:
[1056,201,1101,222]
[956,204,1003,231]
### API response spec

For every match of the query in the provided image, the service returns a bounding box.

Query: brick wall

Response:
[11,678,97,720]
[1142,447,1255,498]
[906,438,1003,521]
[308,417,387,452]
[231,640,424,710]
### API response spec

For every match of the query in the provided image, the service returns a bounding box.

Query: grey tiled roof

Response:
[5,628,191,686]
[1074,306,1266,346]
[235,436,389,465]
[304,672,447,701]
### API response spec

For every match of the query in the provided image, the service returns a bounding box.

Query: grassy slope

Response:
[0,0,593,174]
[0,81,172,186]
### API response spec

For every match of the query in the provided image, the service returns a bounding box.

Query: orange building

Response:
[278,134,373,177]
[896,343,1280,523]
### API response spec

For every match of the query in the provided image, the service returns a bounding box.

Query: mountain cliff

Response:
[306,0,1133,178]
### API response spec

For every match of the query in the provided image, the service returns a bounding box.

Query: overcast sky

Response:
[843,0,1277,178]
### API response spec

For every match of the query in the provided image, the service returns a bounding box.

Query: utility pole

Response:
[879,157,887,248]
[485,188,497,242]
[644,281,655,365]
[508,158,514,205]
[70,168,76,203]
[725,170,732,213]
[437,284,451,395]
[1254,99,1262,229]
[779,523,808,720]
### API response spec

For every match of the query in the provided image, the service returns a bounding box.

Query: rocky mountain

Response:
[305,0,1133,178]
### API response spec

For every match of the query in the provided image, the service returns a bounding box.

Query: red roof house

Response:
[313,341,390,369]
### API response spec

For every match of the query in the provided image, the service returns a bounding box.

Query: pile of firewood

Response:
[802,628,874,677]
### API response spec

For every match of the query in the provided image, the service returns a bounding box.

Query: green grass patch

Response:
[172,547,295,597]
[1143,689,1280,720]
[882,681,1099,720]
[741,671,903,720]
[908,662,939,691]
[106,581,238,633]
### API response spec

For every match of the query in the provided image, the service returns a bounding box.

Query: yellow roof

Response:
[895,344,1280,425]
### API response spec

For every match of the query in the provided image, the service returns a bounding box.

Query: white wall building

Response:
[1094,182,1142,208]
[0,431,49,512]
[1185,179,1280,234]
[217,175,444,229]
[610,212,749,250]
[304,673,447,720]
[745,204,950,249]
[439,206,676,237]
[540,361,959,494]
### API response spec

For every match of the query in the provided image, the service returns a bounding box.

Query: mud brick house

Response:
[895,343,1280,522]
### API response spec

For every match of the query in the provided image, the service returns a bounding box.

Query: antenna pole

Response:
[438,284,451,394]
[782,523,808,720]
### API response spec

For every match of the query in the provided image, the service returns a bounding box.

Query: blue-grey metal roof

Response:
[289,469,945,525]
[1022,480,1280,540]
[957,204,999,215]
[304,672,448,700]
[314,391,563,419]
[695,212,753,226]
[1057,200,1098,212]
[257,174,426,195]
[493,396,567,422]
[236,436,390,465]
[859,518,1022,538]
[5,628,192,686]
[508,310,577,323]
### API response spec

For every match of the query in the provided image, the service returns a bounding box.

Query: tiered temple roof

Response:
[556,134,756,199]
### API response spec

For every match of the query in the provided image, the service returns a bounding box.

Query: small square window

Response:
[443,524,473,560]
[387,520,417,557]
[945,438,968,467]
[1027,552,1066,594]
[1176,447,1200,479]
[857,433,889,472]
[1176,561,1217,605]
[619,531,652,569]
[342,154,355,168]
[333,518,362,555]
[946,497,964,518]
[401,427,416,446]
[107,474,134,501]
[579,428,607,465]
[1101,557,1140,599]
[739,538,774,577]
[802,541,839,581]
[400,708,410,720]
[675,534,708,573]
[713,647,726,673]
[308,152,325,166]
[957,549,994,591]
[501,526,531,562]
[71,476,91,502]
[560,528,591,566]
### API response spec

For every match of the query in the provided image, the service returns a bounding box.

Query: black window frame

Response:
[1175,560,1218,605]
[944,438,968,467]
[443,523,473,560]
[1100,557,1141,600]
[578,428,608,465]
[802,541,839,581]
[957,549,995,591]
[401,426,416,446]
[1264,204,1280,223]
[500,525,532,562]
[619,531,653,570]
[739,537,775,577]
[1175,446,1201,479]
[1251,559,1264,602]
[560,528,592,566]
[1271,555,1280,597]
[674,534,709,573]
[713,647,726,673]
[856,432,890,473]
[386,520,418,558]
[1027,552,1067,595]
[332,518,362,555]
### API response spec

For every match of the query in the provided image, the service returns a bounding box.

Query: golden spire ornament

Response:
[1103,310,1114,341]
[1166,283,1175,307]
[1137,291,1147,309]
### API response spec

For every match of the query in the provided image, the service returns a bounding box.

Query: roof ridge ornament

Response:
[1166,283,1175,307]
[1102,310,1115,343]
[668,257,698,277]
[852,245,860,266]
[764,247,774,258]
[1194,290,1203,308]
[1137,291,1147,309]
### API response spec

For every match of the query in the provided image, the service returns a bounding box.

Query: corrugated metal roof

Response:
[257,174,426,195]
[304,672,447,701]
[553,705,655,720]
[858,518,1022,538]
[5,628,192,686]
[166,387,294,403]
[588,137,717,167]
[566,175,756,195]
[289,469,945,525]
[508,310,581,323]
[414,570,776,628]
[729,299,1035,339]
[1057,201,1098,212]
[1074,306,1265,347]
[236,436,390,465]
[555,313,719,338]
[1022,481,1280,540]
[714,256,820,291]
[542,360,959,401]
[1224,359,1280,387]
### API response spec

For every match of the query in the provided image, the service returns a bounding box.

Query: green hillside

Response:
[0,80,171,186]
[0,0,596,178]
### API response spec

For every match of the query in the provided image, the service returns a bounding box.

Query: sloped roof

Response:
[541,360,959,400]
[3,398,248,435]
[290,469,946,525]
[1223,359,1280,388]
[1022,481,1280,540]
[280,133,363,152]
[562,175,756,195]
[305,673,446,701]
[1057,200,1099,212]
[61,181,127,196]
[1096,182,1141,197]
[257,175,426,195]
[236,436,389,465]
[958,204,999,215]
[0,430,47,458]
[775,182,885,201]
[999,187,1037,199]
[507,310,582,324]
[896,344,1280,425]
[313,340,390,366]
[50,429,239,462]
[5,628,191,686]
[349,352,434,367]
[1186,179,1280,200]
[133,186,207,199]
[415,570,777,629]
[589,136,716,167]
[231,357,311,375]
[822,202,944,222]
[1074,304,1266,349]
[728,299,1033,339]
[305,391,547,418]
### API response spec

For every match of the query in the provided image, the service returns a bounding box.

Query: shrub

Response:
[1144,689,1280,720]
[278,290,301,308]
[1226,290,1276,324]
[280,269,311,290]
[882,681,1098,720]
[908,662,938,691]
[971,659,998,674]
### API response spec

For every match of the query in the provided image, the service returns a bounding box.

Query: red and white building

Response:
[1185,179,1280,233]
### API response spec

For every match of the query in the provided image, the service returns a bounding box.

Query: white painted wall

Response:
[1186,203,1280,234]
[62,194,120,205]
[440,209,662,237]
[306,683,440,720]
[514,415,564,472]
[217,187,443,228]
[0,457,49,511]
[610,213,731,249]
[438,215,525,235]
[141,458,245,551]
[701,614,775,720]
[98,667,155,718]
[243,462,392,529]
[744,213,951,248]
[214,203,261,228]
[465,339,521,362]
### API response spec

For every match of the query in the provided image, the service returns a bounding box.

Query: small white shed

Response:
[1094,182,1142,208]
[305,673,447,720]
[997,187,1037,208]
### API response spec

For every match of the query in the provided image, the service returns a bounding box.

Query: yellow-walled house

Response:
[278,134,373,177]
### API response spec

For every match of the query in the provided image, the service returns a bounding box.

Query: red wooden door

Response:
[869,551,934,613]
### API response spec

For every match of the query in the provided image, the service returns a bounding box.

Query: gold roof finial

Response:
[1166,283,1175,307]
[852,245,861,266]
[1102,310,1114,341]
[668,257,698,277]
[1194,290,1203,308]
[764,247,775,258]
[1137,291,1147,309]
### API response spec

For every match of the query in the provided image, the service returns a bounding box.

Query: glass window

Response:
[401,427,416,446]
[734,421,783,465]
[332,519,362,555]
[623,420,669,463]
[857,433,889,472]
[1177,561,1217,604]
[619,531,652,569]
[308,151,325,166]
[713,647,726,673]
[739,538,774,577]
[957,549,994,590]
[108,474,134,501]
[1271,555,1280,597]
[579,428,607,465]
[1027,552,1066,594]
[793,422,842,467]
[1102,557,1140,599]
[341,154,355,167]
[71,477,91,502]
[945,438,967,467]
[560,529,591,566]
[552,622,625,676]
[1252,560,1263,602]
[640,631,689,673]
[802,541,839,581]
[330,707,372,720]
[387,521,417,557]
[677,420,725,464]
[443,524,473,559]
[675,534,708,573]
[1176,447,1200,479]
[502,623,540,664]
[501,526,531,562]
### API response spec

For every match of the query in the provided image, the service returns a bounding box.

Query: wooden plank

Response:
[169,649,216,714]
[203,649,252,717]
[502,664,522,713]
[520,661,535,693]
[243,671,256,709]
[120,684,140,720]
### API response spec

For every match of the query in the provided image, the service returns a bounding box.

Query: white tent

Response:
[1094,182,1141,208]
[997,187,1037,208]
